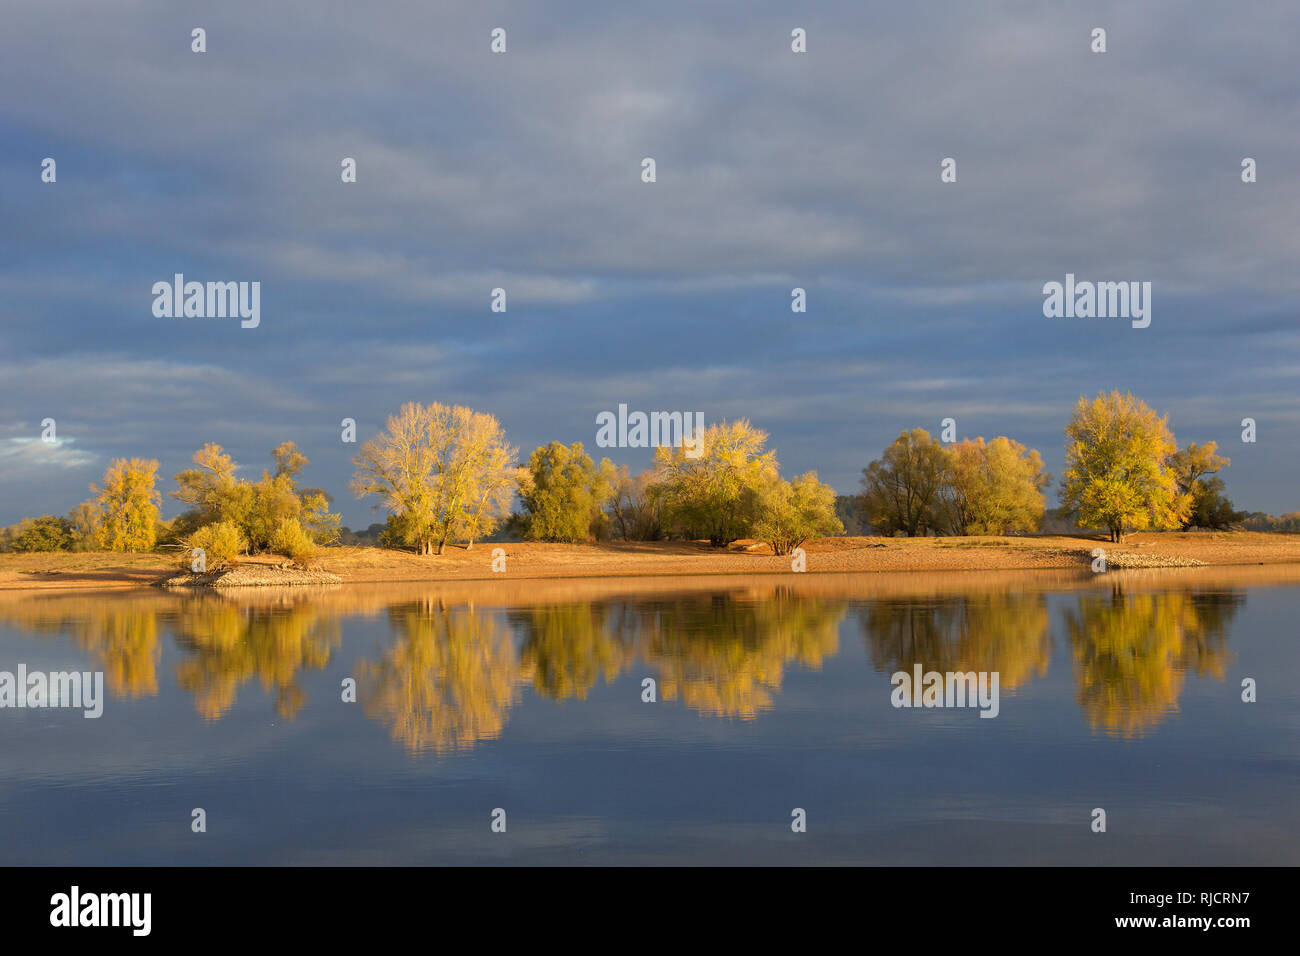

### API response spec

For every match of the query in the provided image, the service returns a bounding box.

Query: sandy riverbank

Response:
[2,531,1300,593]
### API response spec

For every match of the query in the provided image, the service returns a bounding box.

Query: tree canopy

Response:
[650,419,778,547]
[517,441,616,543]
[1059,391,1186,542]
[752,471,843,555]
[351,402,522,555]
[860,428,950,536]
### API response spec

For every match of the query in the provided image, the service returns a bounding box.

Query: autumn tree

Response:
[517,441,617,543]
[172,442,242,532]
[753,472,843,555]
[351,402,521,555]
[244,442,340,550]
[1168,441,1240,530]
[1059,391,1187,542]
[458,440,525,550]
[172,441,339,552]
[860,428,951,536]
[187,521,246,570]
[650,419,778,547]
[93,458,162,551]
[942,436,1050,535]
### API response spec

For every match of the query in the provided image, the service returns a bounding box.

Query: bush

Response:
[11,515,72,552]
[378,513,414,550]
[186,521,246,571]
[270,518,318,567]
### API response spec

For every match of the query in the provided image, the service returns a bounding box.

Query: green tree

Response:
[518,441,617,542]
[1186,477,1245,530]
[11,515,72,552]
[1059,391,1187,542]
[860,428,951,536]
[753,472,843,555]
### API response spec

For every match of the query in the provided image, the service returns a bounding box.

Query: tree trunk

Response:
[437,535,447,555]
[465,539,474,551]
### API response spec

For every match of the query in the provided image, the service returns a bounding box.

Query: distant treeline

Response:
[0,390,1268,561]
[1240,512,1300,533]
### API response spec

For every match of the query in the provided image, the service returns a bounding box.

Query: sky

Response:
[2,0,1298,528]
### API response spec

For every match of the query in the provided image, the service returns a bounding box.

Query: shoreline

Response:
[2,532,1300,594]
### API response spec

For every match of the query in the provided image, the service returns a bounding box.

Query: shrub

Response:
[186,521,247,571]
[270,517,318,567]
[378,513,414,550]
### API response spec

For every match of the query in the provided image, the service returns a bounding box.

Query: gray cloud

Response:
[2,0,1298,524]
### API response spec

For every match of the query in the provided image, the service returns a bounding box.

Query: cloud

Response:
[1,0,1298,522]
[0,436,96,470]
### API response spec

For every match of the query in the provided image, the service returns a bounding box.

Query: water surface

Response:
[1,569,1297,865]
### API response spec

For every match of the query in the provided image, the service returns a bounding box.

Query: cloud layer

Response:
[2,1,1297,524]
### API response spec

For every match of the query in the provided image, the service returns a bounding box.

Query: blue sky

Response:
[2,0,1298,527]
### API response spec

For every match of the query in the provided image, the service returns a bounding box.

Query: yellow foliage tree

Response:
[651,419,778,546]
[92,458,161,552]
[172,441,339,551]
[1060,391,1187,542]
[351,402,521,555]
[944,436,1050,534]
[753,471,843,555]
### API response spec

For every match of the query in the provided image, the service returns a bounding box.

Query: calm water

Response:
[1,570,1297,865]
